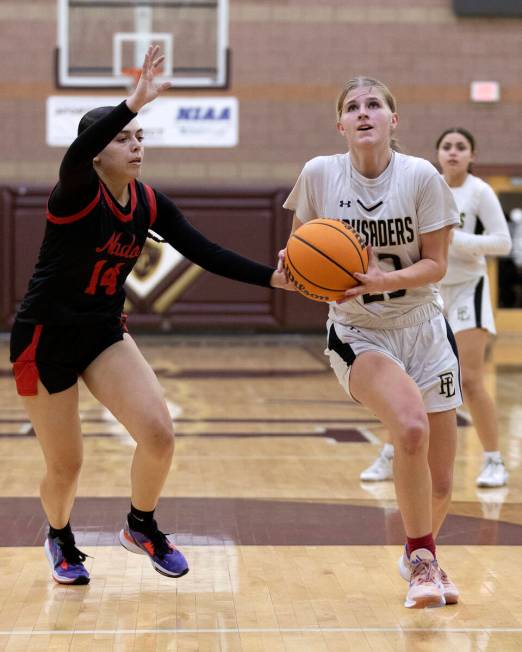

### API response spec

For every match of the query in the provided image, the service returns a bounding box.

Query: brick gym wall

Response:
[0,0,521,187]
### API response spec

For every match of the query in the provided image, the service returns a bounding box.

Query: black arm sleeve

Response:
[48,101,137,215]
[152,190,275,288]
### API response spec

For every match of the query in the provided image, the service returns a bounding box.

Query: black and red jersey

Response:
[17,101,275,326]
[17,178,158,324]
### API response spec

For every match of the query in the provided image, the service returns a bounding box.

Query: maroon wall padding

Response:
[0,185,327,333]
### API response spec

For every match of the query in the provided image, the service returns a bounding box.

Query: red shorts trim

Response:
[12,324,43,396]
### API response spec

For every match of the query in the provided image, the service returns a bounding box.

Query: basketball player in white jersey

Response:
[281,77,461,608]
[364,129,512,490]
[438,128,511,486]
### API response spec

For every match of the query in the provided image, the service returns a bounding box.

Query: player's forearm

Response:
[381,257,447,292]
[451,230,512,257]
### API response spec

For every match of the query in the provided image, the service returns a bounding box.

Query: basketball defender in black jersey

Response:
[10,46,293,585]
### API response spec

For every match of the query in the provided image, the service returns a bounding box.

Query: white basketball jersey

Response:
[284,152,459,328]
[442,174,511,285]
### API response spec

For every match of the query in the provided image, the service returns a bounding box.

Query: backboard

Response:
[56,0,230,89]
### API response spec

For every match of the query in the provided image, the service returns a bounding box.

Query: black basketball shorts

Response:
[10,319,127,396]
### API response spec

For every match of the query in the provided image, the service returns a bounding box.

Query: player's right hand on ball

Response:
[270,269,296,291]
[272,248,296,291]
[277,248,286,273]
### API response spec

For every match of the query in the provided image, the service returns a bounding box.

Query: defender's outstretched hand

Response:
[270,269,297,291]
[276,248,286,272]
[271,248,297,291]
[126,45,171,113]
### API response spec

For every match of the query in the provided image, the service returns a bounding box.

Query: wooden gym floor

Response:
[0,332,522,651]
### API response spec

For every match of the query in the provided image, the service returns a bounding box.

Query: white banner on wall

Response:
[46,96,239,148]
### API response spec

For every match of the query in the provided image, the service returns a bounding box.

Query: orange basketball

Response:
[284,218,368,302]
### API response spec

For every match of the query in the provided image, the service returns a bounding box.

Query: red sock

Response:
[406,533,436,558]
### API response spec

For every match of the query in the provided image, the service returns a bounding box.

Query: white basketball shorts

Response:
[325,312,462,413]
[440,275,495,335]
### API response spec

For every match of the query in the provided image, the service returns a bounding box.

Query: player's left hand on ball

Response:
[337,245,386,302]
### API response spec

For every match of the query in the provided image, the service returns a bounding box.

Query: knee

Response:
[46,457,83,484]
[461,373,483,400]
[394,417,429,455]
[141,418,175,457]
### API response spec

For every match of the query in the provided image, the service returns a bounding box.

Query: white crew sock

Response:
[483,450,502,463]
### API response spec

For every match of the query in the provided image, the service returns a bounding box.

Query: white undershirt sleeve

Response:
[450,183,512,257]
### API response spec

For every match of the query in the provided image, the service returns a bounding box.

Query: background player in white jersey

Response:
[364,128,512,489]
[281,77,461,609]
[438,128,511,486]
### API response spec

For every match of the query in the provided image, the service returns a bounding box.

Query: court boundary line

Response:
[2,627,522,635]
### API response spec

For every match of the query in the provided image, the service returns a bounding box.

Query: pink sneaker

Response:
[404,548,445,609]
[439,567,459,605]
[399,546,458,605]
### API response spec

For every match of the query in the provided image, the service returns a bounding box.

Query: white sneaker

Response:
[360,446,393,481]
[476,458,508,488]
[399,548,459,605]
[404,548,445,609]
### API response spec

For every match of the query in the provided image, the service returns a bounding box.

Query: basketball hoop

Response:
[122,67,142,90]
[57,1,229,89]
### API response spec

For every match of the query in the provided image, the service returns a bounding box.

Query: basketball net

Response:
[122,67,142,91]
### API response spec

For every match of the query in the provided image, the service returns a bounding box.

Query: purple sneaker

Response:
[119,519,189,578]
[44,533,90,585]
